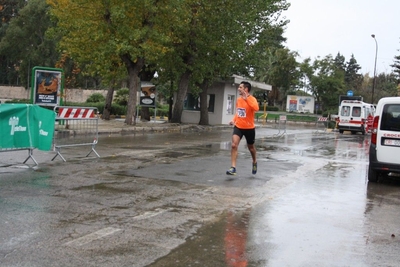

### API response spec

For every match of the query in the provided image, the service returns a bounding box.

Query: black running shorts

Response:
[233,126,256,145]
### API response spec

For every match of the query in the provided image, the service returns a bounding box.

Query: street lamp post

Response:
[371,34,378,104]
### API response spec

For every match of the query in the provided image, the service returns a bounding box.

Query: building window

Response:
[184,93,215,112]
[227,95,235,114]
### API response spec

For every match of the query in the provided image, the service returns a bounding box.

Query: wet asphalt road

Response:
[1,125,400,267]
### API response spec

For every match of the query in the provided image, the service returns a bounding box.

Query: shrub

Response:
[114,88,129,106]
[150,104,169,117]
[111,104,127,116]
[86,93,105,103]
[266,106,279,111]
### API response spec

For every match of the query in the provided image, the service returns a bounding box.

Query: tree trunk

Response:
[198,80,209,125]
[121,55,145,125]
[270,85,279,106]
[168,80,173,122]
[171,70,192,123]
[102,86,115,120]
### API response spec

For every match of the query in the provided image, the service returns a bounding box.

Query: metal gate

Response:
[315,116,328,133]
[52,106,100,162]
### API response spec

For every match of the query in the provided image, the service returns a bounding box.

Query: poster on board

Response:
[31,67,63,107]
[140,82,156,107]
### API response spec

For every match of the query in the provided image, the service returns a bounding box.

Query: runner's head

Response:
[240,81,252,93]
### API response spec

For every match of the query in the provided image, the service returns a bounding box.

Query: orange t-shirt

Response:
[232,95,259,129]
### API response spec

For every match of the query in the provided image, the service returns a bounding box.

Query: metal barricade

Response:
[0,148,38,166]
[314,117,328,133]
[273,115,287,138]
[52,106,100,162]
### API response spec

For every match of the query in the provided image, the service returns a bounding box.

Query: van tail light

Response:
[371,116,379,145]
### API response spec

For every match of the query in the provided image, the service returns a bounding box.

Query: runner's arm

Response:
[247,96,259,111]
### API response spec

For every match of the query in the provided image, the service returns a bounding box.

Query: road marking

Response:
[133,208,172,220]
[64,227,122,247]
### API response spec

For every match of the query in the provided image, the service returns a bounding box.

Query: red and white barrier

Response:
[57,107,96,119]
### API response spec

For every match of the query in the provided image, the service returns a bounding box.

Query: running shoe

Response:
[252,162,257,174]
[226,167,236,175]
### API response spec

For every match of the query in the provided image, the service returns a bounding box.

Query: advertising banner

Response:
[140,83,156,107]
[286,95,315,113]
[0,104,30,149]
[31,67,63,107]
[0,104,55,151]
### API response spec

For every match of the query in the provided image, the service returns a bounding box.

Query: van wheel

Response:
[368,165,379,182]
[351,131,356,135]
[339,130,344,134]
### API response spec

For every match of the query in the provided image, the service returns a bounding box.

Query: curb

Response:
[97,121,233,135]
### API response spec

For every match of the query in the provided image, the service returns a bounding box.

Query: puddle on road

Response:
[157,151,191,159]
[72,182,142,194]
[148,209,252,267]
[119,146,164,150]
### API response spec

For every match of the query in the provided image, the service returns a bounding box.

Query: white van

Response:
[368,97,400,182]
[338,100,374,135]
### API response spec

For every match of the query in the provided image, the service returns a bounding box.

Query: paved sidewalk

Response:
[96,117,321,136]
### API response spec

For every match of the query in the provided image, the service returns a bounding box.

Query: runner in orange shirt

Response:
[226,81,259,175]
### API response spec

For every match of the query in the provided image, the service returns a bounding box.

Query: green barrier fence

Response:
[0,104,55,166]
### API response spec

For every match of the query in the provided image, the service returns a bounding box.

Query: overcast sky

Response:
[282,0,400,75]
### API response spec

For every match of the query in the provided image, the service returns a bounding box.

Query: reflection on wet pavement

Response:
[225,209,250,267]
[148,209,252,267]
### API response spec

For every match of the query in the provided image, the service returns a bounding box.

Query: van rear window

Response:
[381,104,400,131]
[341,106,350,116]
[352,107,361,117]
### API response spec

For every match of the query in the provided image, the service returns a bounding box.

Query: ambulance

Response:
[337,100,375,135]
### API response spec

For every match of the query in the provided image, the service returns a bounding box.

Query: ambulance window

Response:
[341,106,350,116]
[352,107,361,117]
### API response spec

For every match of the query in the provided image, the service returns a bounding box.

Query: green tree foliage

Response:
[254,48,299,107]
[0,0,28,84]
[300,55,345,113]
[0,0,58,86]
[0,1,27,26]
[358,71,398,104]
[333,53,346,72]
[48,0,186,125]
[157,0,290,123]
[344,54,363,93]
[377,73,398,97]
[391,40,400,83]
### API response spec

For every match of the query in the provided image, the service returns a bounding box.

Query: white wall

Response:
[221,82,238,125]
[0,86,108,103]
